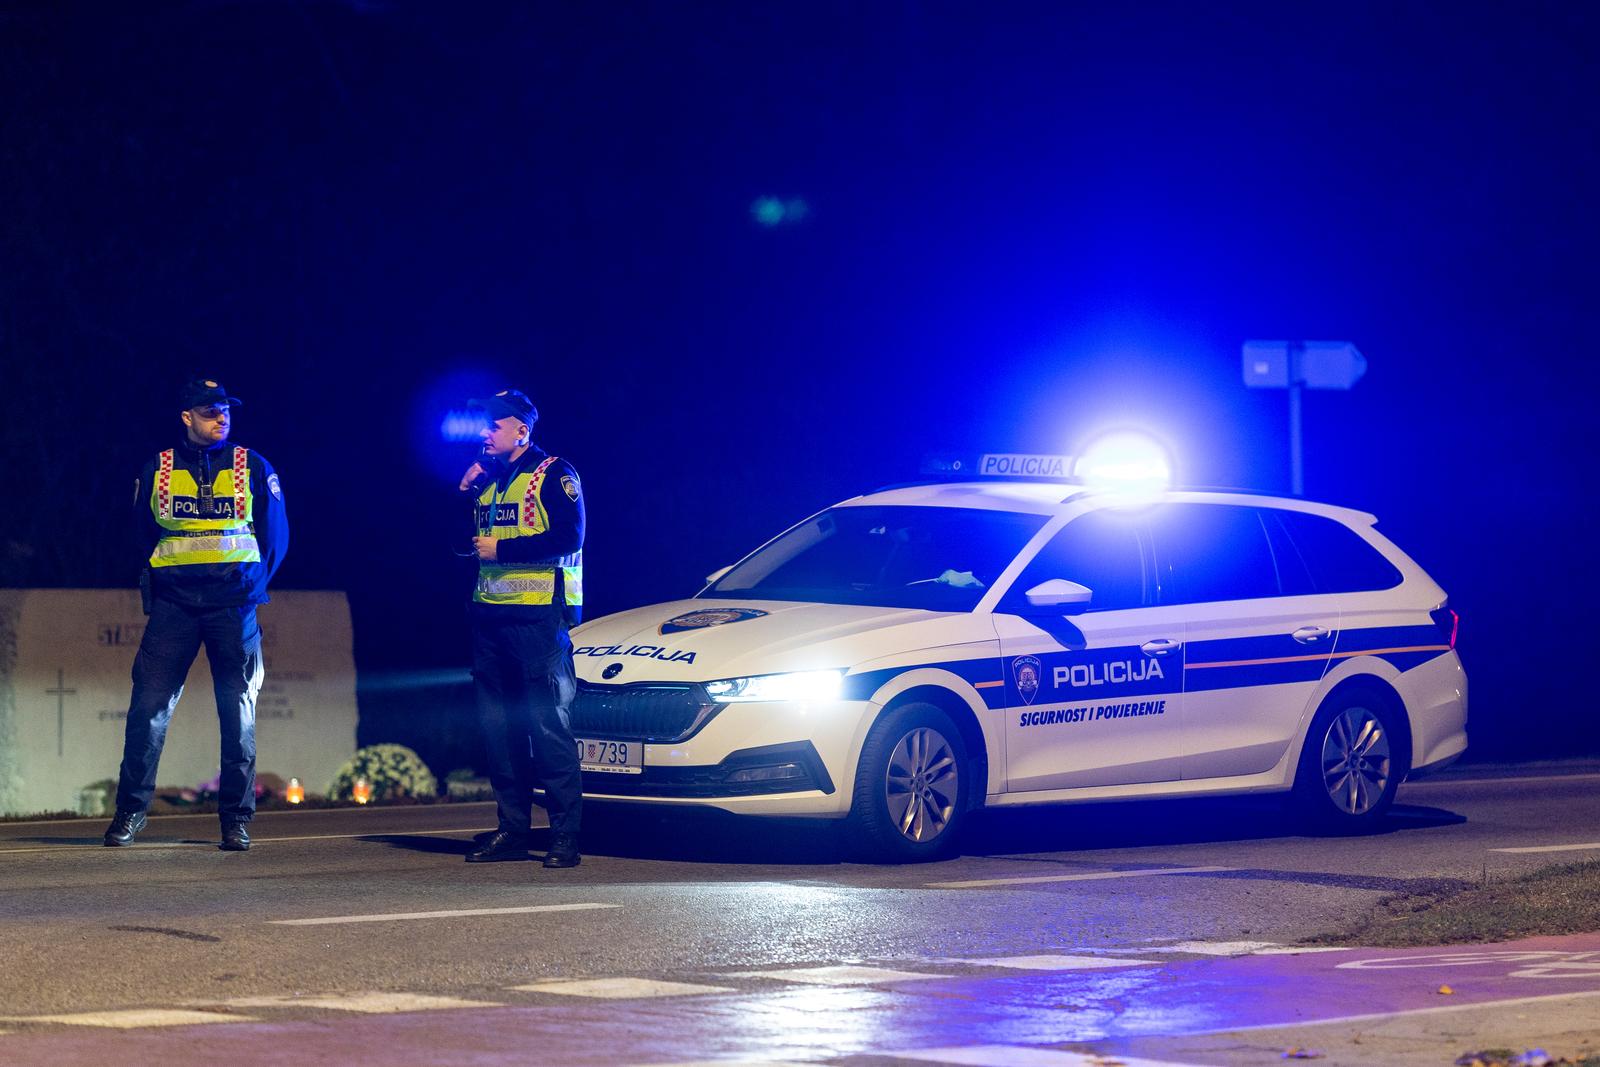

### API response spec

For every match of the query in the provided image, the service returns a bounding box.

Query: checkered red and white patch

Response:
[155,449,174,519]
[233,446,249,519]
[524,456,558,528]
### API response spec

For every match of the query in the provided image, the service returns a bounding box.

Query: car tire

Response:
[1294,685,1405,832]
[845,702,970,863]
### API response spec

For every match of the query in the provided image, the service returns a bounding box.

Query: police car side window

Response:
[1261,509,1317,596]
[1151,504,1280,605]
[1001,511,1146,612]
[1271,509,1403,593]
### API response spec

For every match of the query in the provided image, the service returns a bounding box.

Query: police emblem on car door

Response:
[1012,655,1043,705]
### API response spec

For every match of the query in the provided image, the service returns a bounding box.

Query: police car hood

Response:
[571,599,943,684]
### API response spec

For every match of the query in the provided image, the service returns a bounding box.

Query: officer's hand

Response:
[459,462,488,492]
[473,536,498,561]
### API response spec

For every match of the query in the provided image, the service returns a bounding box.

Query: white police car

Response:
[568,455,1466,861]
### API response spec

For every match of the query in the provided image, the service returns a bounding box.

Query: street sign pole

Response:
[1289,375,1303,496]
[1243,340,1365,497]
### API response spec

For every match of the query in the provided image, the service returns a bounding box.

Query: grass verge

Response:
[1306,860,1600,947]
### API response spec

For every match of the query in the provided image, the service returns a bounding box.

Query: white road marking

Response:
[1126,939,1279,956]
[224,992,497,1013]
[0,803,494,828]
[927,954,1162,971]
[9,1009,253,1028]
[1490,841,1600,854]
[1402,772,1600,790]
[1333,949,1600,979]
[269,902,619,926]
[724,964,950,985]
[892,1047,1201,1066]
[515,977,736,999]
[1196,989,1600,1035]
[1125,940,1349,957]
[0,843,208,855]
[637,1062,817,1067]
[230,828,486,844]
[926,865,1234,889]
[0,826,487,856]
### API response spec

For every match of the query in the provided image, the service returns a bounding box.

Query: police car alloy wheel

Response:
[846,703,970,863]
[1295,687,1403,829]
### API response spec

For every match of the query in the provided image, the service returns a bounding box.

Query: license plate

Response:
[576,737,643,774]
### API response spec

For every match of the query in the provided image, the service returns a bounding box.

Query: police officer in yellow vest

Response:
[458,389,585,868]
[104,380,289,852]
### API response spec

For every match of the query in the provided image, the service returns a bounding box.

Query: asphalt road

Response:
[3,767,1599,1065]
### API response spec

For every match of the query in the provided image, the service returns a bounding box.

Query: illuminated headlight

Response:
[703,669,845,703]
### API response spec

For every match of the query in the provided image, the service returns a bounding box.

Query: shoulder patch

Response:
[267,473,283,499]
[560,474,580,502]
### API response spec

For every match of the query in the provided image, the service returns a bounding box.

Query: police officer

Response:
[103,379,289,852]
[458,389,585,868]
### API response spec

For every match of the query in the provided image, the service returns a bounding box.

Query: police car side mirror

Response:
[1023,579,1093,614]
[705,565,734,585]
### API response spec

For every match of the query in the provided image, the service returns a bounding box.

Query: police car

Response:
[568,453,1466,862]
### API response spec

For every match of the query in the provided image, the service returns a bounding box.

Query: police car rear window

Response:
[703,506,1049,611]
[1268,509,1404,593]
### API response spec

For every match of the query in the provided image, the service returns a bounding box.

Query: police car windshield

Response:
[702,505,1048,611]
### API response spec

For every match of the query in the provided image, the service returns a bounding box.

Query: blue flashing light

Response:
[439,408,488,443]
[750,196,811,227]
[1073,431,1173,491]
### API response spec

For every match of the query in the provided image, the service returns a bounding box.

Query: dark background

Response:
[3,1,1595,775]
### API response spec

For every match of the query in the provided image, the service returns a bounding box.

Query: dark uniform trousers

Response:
[116,598,265,822]
[470,614,583,837]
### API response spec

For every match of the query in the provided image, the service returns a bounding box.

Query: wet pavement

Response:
[1,934,1597,1064]
[3,768,1599,1064]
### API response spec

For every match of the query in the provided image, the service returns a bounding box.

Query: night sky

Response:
[3,2,1596,769]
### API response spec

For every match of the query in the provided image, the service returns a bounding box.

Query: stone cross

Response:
[45,668,76,758]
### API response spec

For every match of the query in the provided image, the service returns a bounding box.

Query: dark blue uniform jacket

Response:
[135,439,289,609]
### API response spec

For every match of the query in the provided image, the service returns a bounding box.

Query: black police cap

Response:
[181,378,242,410]
[469,389,538,425]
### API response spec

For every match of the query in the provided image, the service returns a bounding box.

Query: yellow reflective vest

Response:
[148,446,261,568]
[474,455,583,607]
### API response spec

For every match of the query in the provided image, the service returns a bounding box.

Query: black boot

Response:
[103,810,148,847]
[466,829,530,863]
[220,823,251,852]
[542,832,580,869]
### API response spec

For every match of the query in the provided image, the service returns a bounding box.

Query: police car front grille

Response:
[571,683,720,743]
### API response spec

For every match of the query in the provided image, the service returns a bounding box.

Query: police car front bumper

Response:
[580,740,834,798]
[569,683,875,816]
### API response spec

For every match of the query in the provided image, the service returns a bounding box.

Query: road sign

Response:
[1243,340,1366,390]
[1241,340,1367,496]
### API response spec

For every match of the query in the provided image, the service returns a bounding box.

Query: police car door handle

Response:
[1140,638,1180,657]
[1292,626,1331,644]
